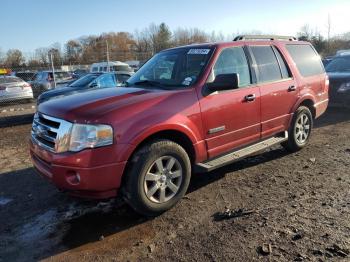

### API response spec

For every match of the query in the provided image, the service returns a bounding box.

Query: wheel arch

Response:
[120,128,197,190]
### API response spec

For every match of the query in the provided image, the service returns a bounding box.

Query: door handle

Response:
[288,85,297,92]
[244,94,256,102]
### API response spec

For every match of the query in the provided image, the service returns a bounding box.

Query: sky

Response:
[1,0,349,54]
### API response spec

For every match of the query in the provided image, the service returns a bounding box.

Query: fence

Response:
[0,61,142,124]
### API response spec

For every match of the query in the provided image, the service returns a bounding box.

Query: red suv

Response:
[30,35,329,216]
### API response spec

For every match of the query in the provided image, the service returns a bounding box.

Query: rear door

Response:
[249,45,298,138]
[199,46,261,158]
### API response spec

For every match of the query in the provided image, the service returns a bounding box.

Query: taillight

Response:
[23,83,31,89]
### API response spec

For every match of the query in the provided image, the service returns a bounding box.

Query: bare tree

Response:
[5,49,24,67]
[34,47,49,66]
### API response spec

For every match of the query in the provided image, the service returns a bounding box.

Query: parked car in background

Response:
[13,71,36,82]
[30,35,328,216]
[326,55,350,107]
[336,49,350,56]
[0,76,34,103]
[90,61,134,74]
[37,72,132,105]
[71,69,89,79]
[322,56,334,67]
[30,71,73,97]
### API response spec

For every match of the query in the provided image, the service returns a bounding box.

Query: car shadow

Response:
[0,113,34,128]
[314,106,350,129]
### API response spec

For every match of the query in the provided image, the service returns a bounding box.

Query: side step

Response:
[196,131,288,172]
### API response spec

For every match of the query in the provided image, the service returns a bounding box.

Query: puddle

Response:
[0,197,13,206]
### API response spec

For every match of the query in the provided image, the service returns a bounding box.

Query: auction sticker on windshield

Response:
[187,49,210,55]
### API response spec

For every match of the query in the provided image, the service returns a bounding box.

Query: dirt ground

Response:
[0,107,349,262]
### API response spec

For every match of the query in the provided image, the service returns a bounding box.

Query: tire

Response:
[123,139,191,216]
[282,106,313,152]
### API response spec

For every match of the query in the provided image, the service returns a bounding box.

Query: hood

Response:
[38,87,167,122]
[38,86,86,104]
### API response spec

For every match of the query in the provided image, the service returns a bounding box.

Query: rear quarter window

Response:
[286,44,324,77]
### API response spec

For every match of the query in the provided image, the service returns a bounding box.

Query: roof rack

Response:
[233,35,297,41]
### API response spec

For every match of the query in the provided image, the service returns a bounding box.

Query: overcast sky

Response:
[1,0,349,53]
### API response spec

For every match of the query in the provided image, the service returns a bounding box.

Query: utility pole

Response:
[49,51,56,88]
[327,13,331,54]
[106,40,110,72]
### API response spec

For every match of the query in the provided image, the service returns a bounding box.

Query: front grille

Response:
[31,113,72,153]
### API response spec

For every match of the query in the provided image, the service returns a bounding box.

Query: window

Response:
[273,46,291,79]
[251,46,282,83]
[286,44,324,77]
[213,47,251,87]
[116,74,131,83]
[96,74,116,88]
[92,67,98,72]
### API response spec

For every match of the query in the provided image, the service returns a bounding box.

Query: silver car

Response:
[0,76,34,103]
[30,71,73,97]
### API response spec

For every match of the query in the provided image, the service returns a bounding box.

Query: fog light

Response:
[65,171,81,185]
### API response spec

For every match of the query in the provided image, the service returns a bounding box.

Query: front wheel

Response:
[282,106,313,152]
[123,139,191,216]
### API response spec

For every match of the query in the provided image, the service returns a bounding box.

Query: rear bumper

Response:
[29,139,129,199]
[0,91,33,102]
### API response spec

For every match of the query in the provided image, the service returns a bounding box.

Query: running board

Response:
[196,131,288,172]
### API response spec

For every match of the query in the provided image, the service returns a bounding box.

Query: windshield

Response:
[69,74,99,87]
[326,57,350,72]
[127,47,213,89]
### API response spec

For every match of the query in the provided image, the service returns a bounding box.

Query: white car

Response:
[90,61,134,75]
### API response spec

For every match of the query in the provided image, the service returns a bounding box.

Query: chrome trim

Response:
[31,112,73,153]
[208,125,226,134]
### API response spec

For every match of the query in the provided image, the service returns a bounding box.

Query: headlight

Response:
[338,82,350,93]
[69,124,113,152]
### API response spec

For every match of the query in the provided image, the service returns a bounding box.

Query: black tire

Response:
[123,139,191,216]
[282,106,313,152]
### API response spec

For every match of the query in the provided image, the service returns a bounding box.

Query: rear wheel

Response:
[123,139,191,216]
[282,106,313,152]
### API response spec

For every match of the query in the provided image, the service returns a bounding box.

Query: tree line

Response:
[1,22,350,69]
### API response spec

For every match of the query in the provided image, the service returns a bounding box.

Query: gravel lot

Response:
[0,107,349,261]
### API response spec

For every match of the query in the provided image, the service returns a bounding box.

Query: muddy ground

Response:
[0,107,349,262]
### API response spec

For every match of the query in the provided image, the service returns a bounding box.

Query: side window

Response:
[250,46,282,83]
[117,74,131,83]
[286,44,324,77]
[97,74,116,88]
[213,47,251,87]
[273,46,291,79]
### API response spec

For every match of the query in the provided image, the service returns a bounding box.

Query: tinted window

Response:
[92,67,98,72]
[96,74,116,88]
[286,44,324,77]
[213,47,251,87]
[251,46,282,83]
[116,74,131,83]
[273,47,291,79]
[325,56,350,72]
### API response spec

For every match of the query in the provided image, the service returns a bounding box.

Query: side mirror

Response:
[89,82,98,88]
[207,73,239,92]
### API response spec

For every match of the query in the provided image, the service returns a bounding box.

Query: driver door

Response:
[199,46,261,158]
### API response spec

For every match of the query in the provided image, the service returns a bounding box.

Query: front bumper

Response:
[29,139,131,199]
